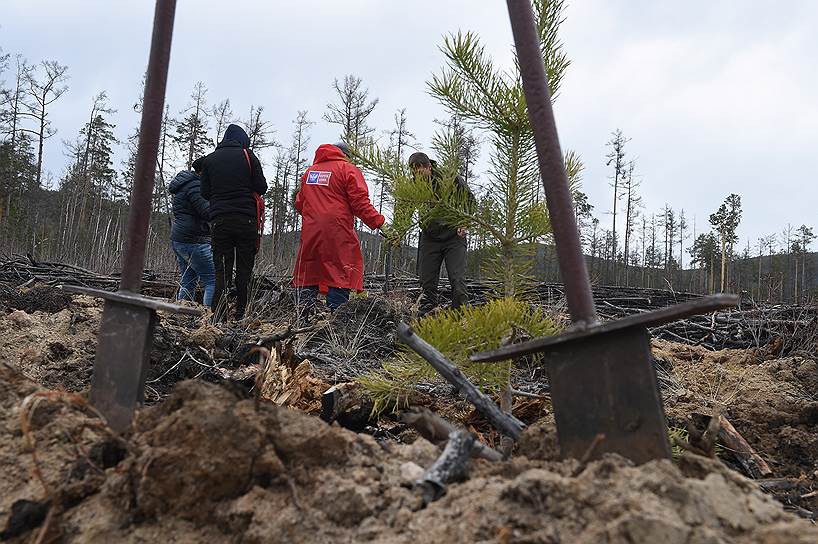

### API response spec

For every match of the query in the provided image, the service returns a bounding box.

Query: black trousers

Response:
[211,214,257,318]
[418,233,468,311]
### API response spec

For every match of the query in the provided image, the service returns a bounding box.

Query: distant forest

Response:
[1,41,814,304]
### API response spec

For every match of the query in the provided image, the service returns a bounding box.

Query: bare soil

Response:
[2,365,816,543]
[2,283,818,542]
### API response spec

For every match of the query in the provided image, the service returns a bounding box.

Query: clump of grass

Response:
[358,298,560,415]
[668,426,689,459]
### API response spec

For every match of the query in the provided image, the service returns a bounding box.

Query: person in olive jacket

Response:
[197,124,267,320]
[405,152,475,313]
[169,168,215,306]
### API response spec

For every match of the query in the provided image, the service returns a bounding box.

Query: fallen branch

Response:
[257,324,318,347]
[397,322,524,441]
[571,433,606,477]
[415,430,475,504]
[401,407,503,462]
[717,415,772,478]
[320,382,374,432]
[756,478,803,492]
[509,387,548,400]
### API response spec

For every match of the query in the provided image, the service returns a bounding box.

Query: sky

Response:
[2,0,817,255]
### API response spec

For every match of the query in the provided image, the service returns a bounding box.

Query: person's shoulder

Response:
[339,160,363,175]
[199,150,218,164]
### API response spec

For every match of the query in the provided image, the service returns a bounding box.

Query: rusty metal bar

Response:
[506,0,597,325]
[85,0,179,432]
[119,0,177,292]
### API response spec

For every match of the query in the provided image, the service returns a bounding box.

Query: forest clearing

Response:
[1,273,818,542]
[3,0,818,542]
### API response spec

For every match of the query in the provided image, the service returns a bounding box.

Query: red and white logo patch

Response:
[306,171,331,186]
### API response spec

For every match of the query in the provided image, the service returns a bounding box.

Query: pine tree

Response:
[21,60,68,186]
[709,194,741,292]
[174,82,210,168]
[689,232,720,293]
[359,0,576,298]
[358,0,573,422]
[795,225,815,301]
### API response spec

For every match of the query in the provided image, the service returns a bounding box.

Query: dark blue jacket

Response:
[199,124,267,219]
[170,171,210,243]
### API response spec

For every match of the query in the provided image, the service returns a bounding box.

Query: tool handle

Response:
[506,0,597,324]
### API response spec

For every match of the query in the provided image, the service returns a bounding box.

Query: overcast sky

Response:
[3,1,817,254]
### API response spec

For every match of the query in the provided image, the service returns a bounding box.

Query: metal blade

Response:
[547,325,672,463]
[471,294,739,362]
[89,300,157,432]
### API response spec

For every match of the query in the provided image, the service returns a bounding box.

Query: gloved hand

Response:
[379,224,401,247]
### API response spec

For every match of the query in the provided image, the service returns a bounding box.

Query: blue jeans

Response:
[296,286,350,311]
[172,241,216,307]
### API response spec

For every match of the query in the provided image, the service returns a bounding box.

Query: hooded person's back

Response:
[169,170,210,243]
[199,123,268,219]
[292,144,385,293]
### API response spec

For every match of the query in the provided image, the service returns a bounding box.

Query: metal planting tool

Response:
[62,0,200,433]
[470,0,739,464]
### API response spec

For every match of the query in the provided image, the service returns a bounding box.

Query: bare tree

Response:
[244,105,278,153]
[0,55,33,221]
[621,160,641,286]
[781,223,794,301]
[323,74,378,148]
[605,129,629,281]
[640,215,648,287]
[661,205,677,274]
[678,209,688,281]
[211,98,234,145]
[22,60,69,186]
[288,110,313,181]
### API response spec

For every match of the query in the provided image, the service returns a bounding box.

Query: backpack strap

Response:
[244,148,264,251]
[243,148,252,174]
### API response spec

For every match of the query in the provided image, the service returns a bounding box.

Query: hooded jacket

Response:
[421,160,476,241]
[292,144,385,292]
[199,124,267,219]
[169,170,210,243]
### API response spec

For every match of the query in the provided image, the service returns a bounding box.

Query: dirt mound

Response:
[1,366,815,543]
[656,339,818,513]
[0,284,74,314]
[0,295,102,392]
[0,287,232,401]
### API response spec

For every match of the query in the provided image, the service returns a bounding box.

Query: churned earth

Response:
[1,283,817,542]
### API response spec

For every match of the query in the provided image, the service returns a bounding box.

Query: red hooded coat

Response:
[293,144,385,293]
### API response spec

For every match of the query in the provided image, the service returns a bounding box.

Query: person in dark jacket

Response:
[169,169,215,306]
[198,124,268,319]
[405,152,475,313]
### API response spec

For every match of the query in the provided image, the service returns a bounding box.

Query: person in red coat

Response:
[293,142,393,312]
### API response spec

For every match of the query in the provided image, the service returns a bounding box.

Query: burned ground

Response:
[1,281,818,542]
[1,365,816,543]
